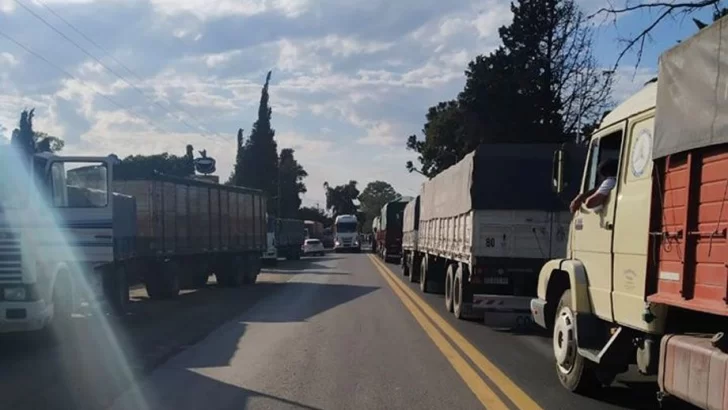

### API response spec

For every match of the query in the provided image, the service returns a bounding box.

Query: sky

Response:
[0,0,717,207]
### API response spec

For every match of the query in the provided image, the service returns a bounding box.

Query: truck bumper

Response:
[530,298,547,329]
[465,294,534,329]
[0,299,52,333]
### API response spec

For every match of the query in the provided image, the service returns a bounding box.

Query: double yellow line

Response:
[367,254,542,410]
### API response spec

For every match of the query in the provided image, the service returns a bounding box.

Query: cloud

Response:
[0,0,692,206]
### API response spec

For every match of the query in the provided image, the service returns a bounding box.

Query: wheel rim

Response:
[553,305,577,374]
[445,274,452,303]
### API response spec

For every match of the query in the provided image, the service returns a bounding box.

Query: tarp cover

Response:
[654,16,728,159]
[420,143,585,220]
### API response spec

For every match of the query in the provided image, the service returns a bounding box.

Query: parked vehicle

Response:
[532,18,728,409]
[371,215,380,254]
[0,151,266,335]
[304,220,324,240]
[262,216,305,263]
[302,238,325,256]
[376,199,408,263]
[401,196,420,283]
[406,143,585,322]
[333,214,360,253]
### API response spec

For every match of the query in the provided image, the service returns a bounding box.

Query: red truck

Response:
[375,199,408,263]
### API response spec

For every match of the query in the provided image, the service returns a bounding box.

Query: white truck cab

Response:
[333,214,360,253]
[0,149,118,334]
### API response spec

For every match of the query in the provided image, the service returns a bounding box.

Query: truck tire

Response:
[402,253,410,277]
[453,266,471,320]
[50,271,73,332]
[419,258,432,293]
[553,289,600,394]
[103,265,129,315]
[190,273,209,288]
[445,265,455,312]
[147,261,180,299]
[409,254,420,283]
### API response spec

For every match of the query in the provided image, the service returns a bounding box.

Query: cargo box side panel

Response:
[113,180,154,255]
[229,191,239,249]
[189,185,201,252]
[112,192,137,260]
[255,195,266,250]
[162,181,177,253]
[220,190,230,249]
[176,183,188,252]
[199,186,211,250]
[650,149,728,317]
[239,193,249,250]
[210,188,220,250]
[472,210,555,259]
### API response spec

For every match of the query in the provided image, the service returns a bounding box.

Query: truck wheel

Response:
[419,258,432,293]
[147,261,180,299]
[50,272,73,332]
[445,265,455,312]
[409,255,420,283]
[402,254,410,277]
[453,267,471,319]
[382,248,388,262]
[103,265,129,315]
[191,273,209,288]
[553,289,600,393]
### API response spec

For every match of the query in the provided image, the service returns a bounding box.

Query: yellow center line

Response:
[368,254,510,410]
[368,255,543,410]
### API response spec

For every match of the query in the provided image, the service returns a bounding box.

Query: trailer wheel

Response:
[103,265,129,315]
[50,271,74,332]
[453,267,471,319]
[553,289,600,394]
[402,253,410,277]
[445,265,455,312]
[190,273,209,288]
[147,261,180,299]
[419,258,432,293]
[409,255,420,283]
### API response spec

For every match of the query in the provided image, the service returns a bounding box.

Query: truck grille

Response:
[0,231,22,283]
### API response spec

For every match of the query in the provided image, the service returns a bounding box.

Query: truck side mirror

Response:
[552,148,567,194]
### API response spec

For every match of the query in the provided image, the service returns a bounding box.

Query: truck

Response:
[375,199,408,263]
[401,196,420,283]
[304,220,324,240]
[405,144,584,321]
[262,216,305,263]
[333,214,360,252]
[371,215,380,254]
[0,151,266,335]
[531,18,728,409]
[322,227,334,248]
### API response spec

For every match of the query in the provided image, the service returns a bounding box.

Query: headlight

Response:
[4,286,27,301]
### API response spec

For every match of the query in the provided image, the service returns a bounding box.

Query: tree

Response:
[358,181,399,216]
[323,180,359,217]
[278,148,308,218]
[114,145,195,179]
[10,109,66,157]
[593,1,727,68]
[298,206,331,225]
[236,71,279,213]
[226,128,245,185]
[406,0,611,177]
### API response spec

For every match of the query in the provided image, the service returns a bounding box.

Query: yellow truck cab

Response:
[531,16,728,410]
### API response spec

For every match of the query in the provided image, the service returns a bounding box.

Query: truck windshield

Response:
[336,222,357,233]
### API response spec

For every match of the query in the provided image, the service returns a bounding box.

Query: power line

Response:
[33,0,215,134]
[0,28,174,137]
[13,0,217,141]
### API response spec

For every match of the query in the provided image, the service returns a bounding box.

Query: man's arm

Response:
[570,188,596,213]
[584,177,616,209]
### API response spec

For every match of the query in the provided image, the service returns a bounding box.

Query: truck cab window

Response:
[583,131,623,192]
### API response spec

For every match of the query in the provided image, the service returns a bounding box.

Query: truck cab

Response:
[333,214,360,253]
[0,149,118,334]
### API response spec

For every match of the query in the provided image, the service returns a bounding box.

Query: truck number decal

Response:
[485,237,495,248]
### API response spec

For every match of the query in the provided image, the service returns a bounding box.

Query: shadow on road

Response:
[0,278,378,410]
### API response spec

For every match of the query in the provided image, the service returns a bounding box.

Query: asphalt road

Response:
[1,252,691,410]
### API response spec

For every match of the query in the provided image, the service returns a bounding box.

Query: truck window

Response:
[54,161,109,208]
[582,131,623,192]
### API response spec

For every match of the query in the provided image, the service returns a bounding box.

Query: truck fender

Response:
[536,259,591,315]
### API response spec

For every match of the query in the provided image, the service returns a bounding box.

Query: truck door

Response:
[572,127,624,322]
[48,158,115,267]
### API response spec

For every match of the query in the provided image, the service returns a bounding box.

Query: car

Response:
[302,239,325,256]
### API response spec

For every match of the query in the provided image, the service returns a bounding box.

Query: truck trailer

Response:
[401,196,420,283]
[262,216,305,263]
[304,220,324,240]
[0,152,266,336]
[375,199,408,263]
[532,17,728,409]
[406,144,585,322]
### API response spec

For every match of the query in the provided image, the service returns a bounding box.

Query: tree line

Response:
[405,0,614,178]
